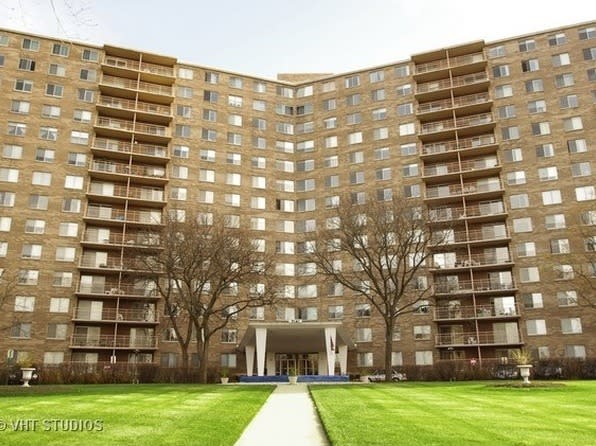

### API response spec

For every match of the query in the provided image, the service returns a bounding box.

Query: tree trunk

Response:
[384,321,394,383]
[197,337,210,383]
[180,348,190,382]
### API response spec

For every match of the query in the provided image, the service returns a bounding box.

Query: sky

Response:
[0,0,593,79]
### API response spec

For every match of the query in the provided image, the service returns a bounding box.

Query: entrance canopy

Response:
[238,321,356,377]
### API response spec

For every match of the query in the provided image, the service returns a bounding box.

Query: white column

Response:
[338,344,348,375]
[245,345,255,377]
[318,352,327,375]
[324,327,337,376]
[266,352,276,376]
[255,327,267,377]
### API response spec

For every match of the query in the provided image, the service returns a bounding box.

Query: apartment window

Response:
[576,186,596,201]
[226,173,242,186]
[228,95,243,107]
[563,116,583,131]
[0,35,8,46]
[399,123,416,136]
[58,222,78,237]
[198,190,214,204]
[32,171,51,186]
[22,243,42,259]
[252,156,266,169]
[172,145,189,159]
[414,325,431,340]
[296,140,315,153]
[536,143,554,158]
[510,194,529,209]
[34,148,54,163]
[355,303,371,318]
[25,219,45,234]
[402,164,419,177]
[344,75,360,88]
[0,168,19,183]
[559,94,579,109]
[494,84,513,98]
[225,194,240,207]
[70,130,89,145]
[47,323,67,340]
[493,65,510,77]
[565,345,586,359]
[67,152,86,166]
[251,196,266,210]
[45,83,64,97]
[572,162,591,177]
[80,48,98,61]
[201,129,216,141]
[2,144,23,159]
[518,39,536,52]
[18,269,39,285]
[522,293,543,309]
[567,139,587,153]
[516,242,536,257]
[542,190,562,206]
[498,105,516,119]
[396,83,412,96]
[0,216,12,231]
[11,323,31,339]
[10,99,30,114]
[0,191,15,207]
[555,73,574,88]
[395,64,410,77]
[526,319,547,336]
[77,88,94,102]
[403,184,421,198]
[551,53,571,67]
[29,194,48,210]
[561,318,582,334]
[513,217,533,233]
[371,88,386,101]
[506,171,526,185]
[525,79,543,92]
[545,214,566,230]
[373,127,389,140]
[376,167,392,181]
[521,59,540,72]
[501,126,520,140]
[14,79,33,92]
[18,57,36,71]
[400,143,417,156]
[346,93,361,106]
[581,211,596,226]
[550,238,570,254]
[532,122,551,136]
[41,104,61,119]
[199,169,215,183]
[56,247,76,261]
[199,149,215,162]
[538,166,558,181]
[554,264,574,280]
[203,91,219,104]
[350,171,365,185]
[8,122,26,136]
[583,48,596,60]
[170,187,187,200]
[175,124,191,138]
[64,175,84,190]
[549,33,567,46]
[527,99,546,114]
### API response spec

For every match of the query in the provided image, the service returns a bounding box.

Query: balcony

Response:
[84,206,163,226]
[430,254,513,271]
[78,258,152,273]
[102,55,175,83]
[92,138,169,162]
[89,160,167,186]
[420,134,497,161]
[94,117,171,144]
[425,178,503,203]
[73,307,158,323]
[435,330,521,347]
[415,52,486,78]
[81,230,161,249]
[99,74,173,104]
[429,201,506,224]
[417,92,491,119]
[87,182,165,207]
[434,228,510,247]
[77,282,158,298]
[419,113,494,141]
[423,157,500,183]
[434,304,520,321]
[416,72,489,100]
[97,95,172,124]
[70,334,157,349]
[433,279,517,296]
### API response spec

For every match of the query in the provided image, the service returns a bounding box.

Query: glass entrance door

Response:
[275,353,319,375]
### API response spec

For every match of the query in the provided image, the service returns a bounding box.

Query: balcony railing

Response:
[429,202,505,222]
[73,307,157,322]
[434,228,510,245]
[426,179,503,199]
[70,334,157,348]
[415,52,485,74]
[88,183,165,202]
[90,160,167,179]
[435,330,520,346]
[434,304,520,320]
[417,72,488,94]
[95,117,170,138]
[92,138,168,159]
[79,258,151,271]
[421,134,496,156]
[100,74,172,96]
[81,230,160,247]
[103,56,174,77]
[85,206,163,225]
[420,113,493,135]
[418,92,490,114]
[432,254,512,270]
[423,158,499,177]
[97,95,171,117]
[433,279,516,295]
[77,283,158,297]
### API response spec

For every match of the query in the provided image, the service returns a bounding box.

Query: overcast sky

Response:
[0,0,593,79]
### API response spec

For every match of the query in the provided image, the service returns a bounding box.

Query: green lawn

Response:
[0,384,274,446]
[310,381,596,446]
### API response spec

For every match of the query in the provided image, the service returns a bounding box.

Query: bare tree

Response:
[308,194,446,381]
[0,269,18,333]
[574,232,596,309]
[139,209,277,383]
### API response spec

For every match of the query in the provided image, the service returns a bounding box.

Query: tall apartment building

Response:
[0,21,594,376]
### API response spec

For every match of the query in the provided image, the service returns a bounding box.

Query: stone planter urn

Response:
[517,364,533,385]
[220,377,229,384]
[20,368,36,387]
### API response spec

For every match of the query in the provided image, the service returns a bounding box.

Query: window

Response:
[528,99,547,114]
[41,104,61,118]
[79,68,96,81]
[560,94,579,109]
[498,105,516,119]
[22,243,42,259]
[494,84,513,98]
[567,139,587,153]
[18,269,39,285]
[493,65,510,78]
[415,351,433,366]
[56,247,76,261]
[355,303,371,317]
[401,143,417,156]
[549,33,567,46]
[551,53,571,67]
[0,216,12,231]
[555,73,574,88]
[545,214,566,230]
[510,194,529,209]
[32,171,52,186]
[348,132,363,145]
[226,173,242,186]
[47,323,67,340]
[14,79,33,92]
[25,219,45,234]
[395,64,410,77]
[355,328,373,343]
[198,190,214,204]
[396,84,412,96]
[563,117,583,131]
[177,86,193,98]
[201,129,216,141]
[199,169,215,183]
[531,122,550,136]
[554,264,574,280]
[403,184,421,198]
[501,126,520,140]
[345,75,360,88]
[402,164,419,177]
[58,222,78,237]
[228,95,243,107]
[22,37,40,50]
[522,293,543,309]
[526,319,547,336]
[357,352,373,367]
[518,39,536,52]
[373,127,388,140]
[576,186,595,201]
[525,79,543,92]
[542,190,562,205]
[29,194,49,210]
[581,211,596,226]
[45,84,64,97]
[506,171,526,185]
[2,144,23,159]
[536,143,554,158]
[550,238,570,254]
[371,88,386,101]
[11,323,31,339]
[64,175,84,190]
[513,217,533,233]
[346,93,361,106]
[8,122,26,136]
[0,168,19,183]
[557,291,578,306]
[11,100,31,114]
[70,131,89,145]
[565,345,586,359]
[521,59,539,72]
[538,166,558,181]
[583,48,596,61]
[399,123,416,136]
[372,107,387,120]
[199,149,215,162]
[81,48,99,61]
[516,242,536,257]
[15,296,35,312]
[561,318,582,334]
[0,191,15,207]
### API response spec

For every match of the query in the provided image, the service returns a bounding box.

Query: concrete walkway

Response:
[234,384,329,446]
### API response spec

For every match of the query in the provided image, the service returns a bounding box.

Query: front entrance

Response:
[276,353,318,375]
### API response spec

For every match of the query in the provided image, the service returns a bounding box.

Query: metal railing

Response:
[103,55,174,77]
[70,334,157,348]
[73,307,157,322]
[97,95,171,116]
[433,279,516,294]
[434,303,520,320]
[435,330,520,346]
[418,92,490,114]
[415,52,485,74]
[421,134,495,155]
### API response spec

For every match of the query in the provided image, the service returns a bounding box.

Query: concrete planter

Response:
[21,368,36,387]
[288,375,298,385]
[220,377,229,384]
[517,364,533,385]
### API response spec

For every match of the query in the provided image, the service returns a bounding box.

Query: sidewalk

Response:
[234,384,330,446]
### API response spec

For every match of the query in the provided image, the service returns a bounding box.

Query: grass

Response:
[0,384,274,446]
[310,381,596,446]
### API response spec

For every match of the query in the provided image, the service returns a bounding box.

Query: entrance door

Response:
[275,353,319,375]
